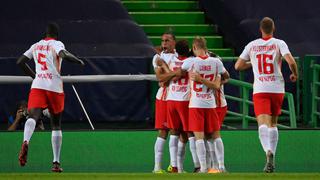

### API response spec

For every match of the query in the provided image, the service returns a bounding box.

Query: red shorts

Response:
[189,108,220,133]
[253,93,284,116]
[155,99,168,129]
[167,100,189,131]
[216,106,227,127]
[28,88,65,114]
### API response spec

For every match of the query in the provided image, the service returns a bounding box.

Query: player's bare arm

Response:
[283,54,298,82]
[16,55,36,79]
[190,71,221,89]
[221,70,230,84]
[155,66,176,83]
[59,50,85,66]
[234,58,252,71]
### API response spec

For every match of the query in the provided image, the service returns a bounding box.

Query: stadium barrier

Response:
[0,74,297,129]
[311,64,320,127]
[0,130,319,173]
[226,79,296,128]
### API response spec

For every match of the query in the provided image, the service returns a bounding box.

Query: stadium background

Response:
[0,0,319,174]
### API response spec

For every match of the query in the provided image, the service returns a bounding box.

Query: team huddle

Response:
[15,17,297,173]
[153,33,228,173]
[153,17,298,173]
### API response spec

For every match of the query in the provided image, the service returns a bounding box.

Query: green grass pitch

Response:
[1,173,320,180]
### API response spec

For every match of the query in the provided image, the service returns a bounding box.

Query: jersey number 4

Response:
[256,54,274,74]
[37,53,48,71]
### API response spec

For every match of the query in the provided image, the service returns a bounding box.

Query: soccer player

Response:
[235,17,298,173]
[17,22,85,172]
[152,32,177,173]
[207,53,230,172]
[179,36,224,173]
[163,39,191,173]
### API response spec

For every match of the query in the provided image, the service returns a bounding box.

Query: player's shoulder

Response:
[271,38,287,46]
[51,40,64,46]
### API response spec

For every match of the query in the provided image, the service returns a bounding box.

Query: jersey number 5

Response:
[256,54,273,74]
[37,53,48,71]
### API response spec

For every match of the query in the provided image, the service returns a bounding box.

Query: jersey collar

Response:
[44,37,56,41]
[261,36,273,41]
[177,56,188,61]
[198,55,209,60]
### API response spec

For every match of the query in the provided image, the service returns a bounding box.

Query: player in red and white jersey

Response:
[163,40,191,173]
[17,23,84,172]
[235,17,298,173]
[152,32,177,173]
[207,53,230,173]
[179,37,224,173]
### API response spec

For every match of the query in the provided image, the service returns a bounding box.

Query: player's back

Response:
[243,37,290,93]
[166,56,190,101]
[24,38,65,93]
[184,56,223,108]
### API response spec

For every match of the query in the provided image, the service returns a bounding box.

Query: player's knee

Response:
[158,129,168,139]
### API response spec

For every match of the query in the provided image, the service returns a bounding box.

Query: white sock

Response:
[207,139,215,169]
[169,135,179,167]
[52,130,62,163]
[177,141,186,173]
[258,124,270,153]
[196,139,207,172]
[214,137,225,170]
[189,137,200,168]
[154,137,166,171]
[269,127,278,155]
[205,140,211,168]
[23,118,36,143]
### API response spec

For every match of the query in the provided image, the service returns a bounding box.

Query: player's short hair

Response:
[175,39,189,57]
[163,32,176,41]
[46,22,59,37]
[193,36,207,51]
[260,17,275,35]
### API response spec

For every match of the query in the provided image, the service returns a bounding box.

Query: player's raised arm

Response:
[283,53,298,82]
[59,50,85,66]
[16,55,36,79]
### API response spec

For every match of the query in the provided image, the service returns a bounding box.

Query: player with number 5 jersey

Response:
[235,17,298,173]
[16,22,85,172]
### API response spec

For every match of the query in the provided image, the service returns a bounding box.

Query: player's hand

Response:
[190,72,201,82]
[290,74,297,82]
[15,109,24,122]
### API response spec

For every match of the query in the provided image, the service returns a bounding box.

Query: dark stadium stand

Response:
[199,0,320,57]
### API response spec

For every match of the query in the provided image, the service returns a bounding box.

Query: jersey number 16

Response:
[256,54,274,74]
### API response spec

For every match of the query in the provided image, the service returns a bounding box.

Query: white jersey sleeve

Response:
[239,44,251,61]
[152,54,160,69]
[279,40,290,56]
[52,41,65,55]
[23,45,34,59]
[217,60,224,75]
[181,58,194,71]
